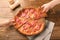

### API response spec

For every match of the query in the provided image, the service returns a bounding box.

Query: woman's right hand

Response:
[41,0,57,13]
[41,3,52,13]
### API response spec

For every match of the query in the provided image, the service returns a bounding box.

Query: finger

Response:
[45,9,49,12]
[45,7,50,13]
[42,7,46,12]
[41,5,44,8]
[41,4,45,8]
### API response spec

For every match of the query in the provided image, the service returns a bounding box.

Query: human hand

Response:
[41,0,57,13]
[0,18,13,27]
[41,0,60,13]
[41,3,52,12]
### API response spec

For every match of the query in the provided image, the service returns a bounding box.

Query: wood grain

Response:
[0,0,60,40]
[47,11,60,40]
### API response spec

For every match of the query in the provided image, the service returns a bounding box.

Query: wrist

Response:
[48,1,56,8]
[49,0,60,8]
[53,0,60,4]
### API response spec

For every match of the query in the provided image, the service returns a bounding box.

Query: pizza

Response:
[14,7,47,36]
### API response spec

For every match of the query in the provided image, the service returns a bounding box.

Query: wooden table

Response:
[0,0,60,40]
[46,10,60,40]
